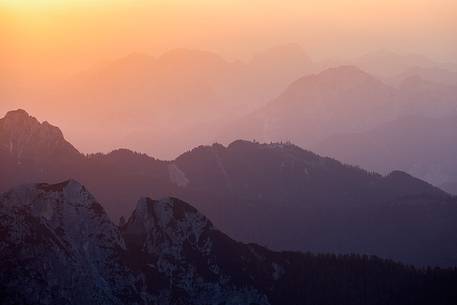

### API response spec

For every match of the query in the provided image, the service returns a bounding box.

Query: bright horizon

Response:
[1,0,456,83]
[1,0,456,161]
[3,3,457,303]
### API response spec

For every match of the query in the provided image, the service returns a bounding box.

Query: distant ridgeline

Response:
[1,109,457,268]
[1,180,456,305]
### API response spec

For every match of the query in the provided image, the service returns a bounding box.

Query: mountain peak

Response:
[0,109,80,159]
[2,179,107,222]
[36,179,93,204]
[383,170,449,197]
[227,139,302,154]
[4,109,33,121]
[125,196,213,254]
[287,65,385,93]
[133,196,207,226]
[318,65,374,80]
[0,181,131,303]
[36,179,76,192]
[398,74,431,89]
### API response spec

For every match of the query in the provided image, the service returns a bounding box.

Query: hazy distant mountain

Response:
[316,115,457,194]
[8,48,455,159]
[394,66,457,86]
[2,180,456,305]
[33,46,315,159]
[220,65,398,148]
[42,49,247,158]
[397,76,457,117]
[353,50,455,78]
[248,43,314,100]
[220,64,457,149]
[2,110,457,267]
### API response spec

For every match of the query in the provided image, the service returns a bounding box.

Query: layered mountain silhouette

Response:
[395,75,457,120]
[1,109,457,267]
[29,46,315,159]
[41,49,246,158]
[394,66,457,87]
[352,50,457,79]
[220,65,398,147]
[221,64,457,147]
[1,180,456,305]
[316,115,457,195]
[8,47,456,161]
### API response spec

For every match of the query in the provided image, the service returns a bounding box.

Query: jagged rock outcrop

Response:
[0,109,80,160]
[1,181,457,305]
[0,180,140,305]
[123,197,269,305]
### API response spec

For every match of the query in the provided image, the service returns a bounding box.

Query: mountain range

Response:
[219,65,457,191]
[220,65,398,146]
[1,109,457,267]
[20,45,314,159]
[221,64,457,146]
[1,180,456,305]
[5,47,455,163]
[316,115,457,194]
[352,50,457,83]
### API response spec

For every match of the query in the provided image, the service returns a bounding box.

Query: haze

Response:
[2,0,456,82]
[1,0,456,163]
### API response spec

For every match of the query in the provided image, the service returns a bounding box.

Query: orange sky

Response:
[1,0,456,84]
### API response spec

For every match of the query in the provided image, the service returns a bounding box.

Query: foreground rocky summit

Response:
[1,180,456,305]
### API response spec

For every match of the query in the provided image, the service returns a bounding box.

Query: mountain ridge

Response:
[1,180,457,305]
[1,109,457,267]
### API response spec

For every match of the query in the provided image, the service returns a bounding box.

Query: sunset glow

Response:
[1,0,456,157]
[2,1,457,303]
[2,0,456,80]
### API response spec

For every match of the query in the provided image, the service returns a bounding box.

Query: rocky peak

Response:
[295,65,384,91]
[0,109,80,160]
[4,179,93,208]
[122,197,269,305]
[3,109,32,121]
[1,179,115,236]
[124,197,213,253]
[2,180,456,305]
[0,180,137,304]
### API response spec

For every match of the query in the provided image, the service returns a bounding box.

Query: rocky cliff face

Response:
[122,197,268,305]
[0,110,83,192]
[0,180,139,304]
[0,181,269,305]
[1,180,456,305]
